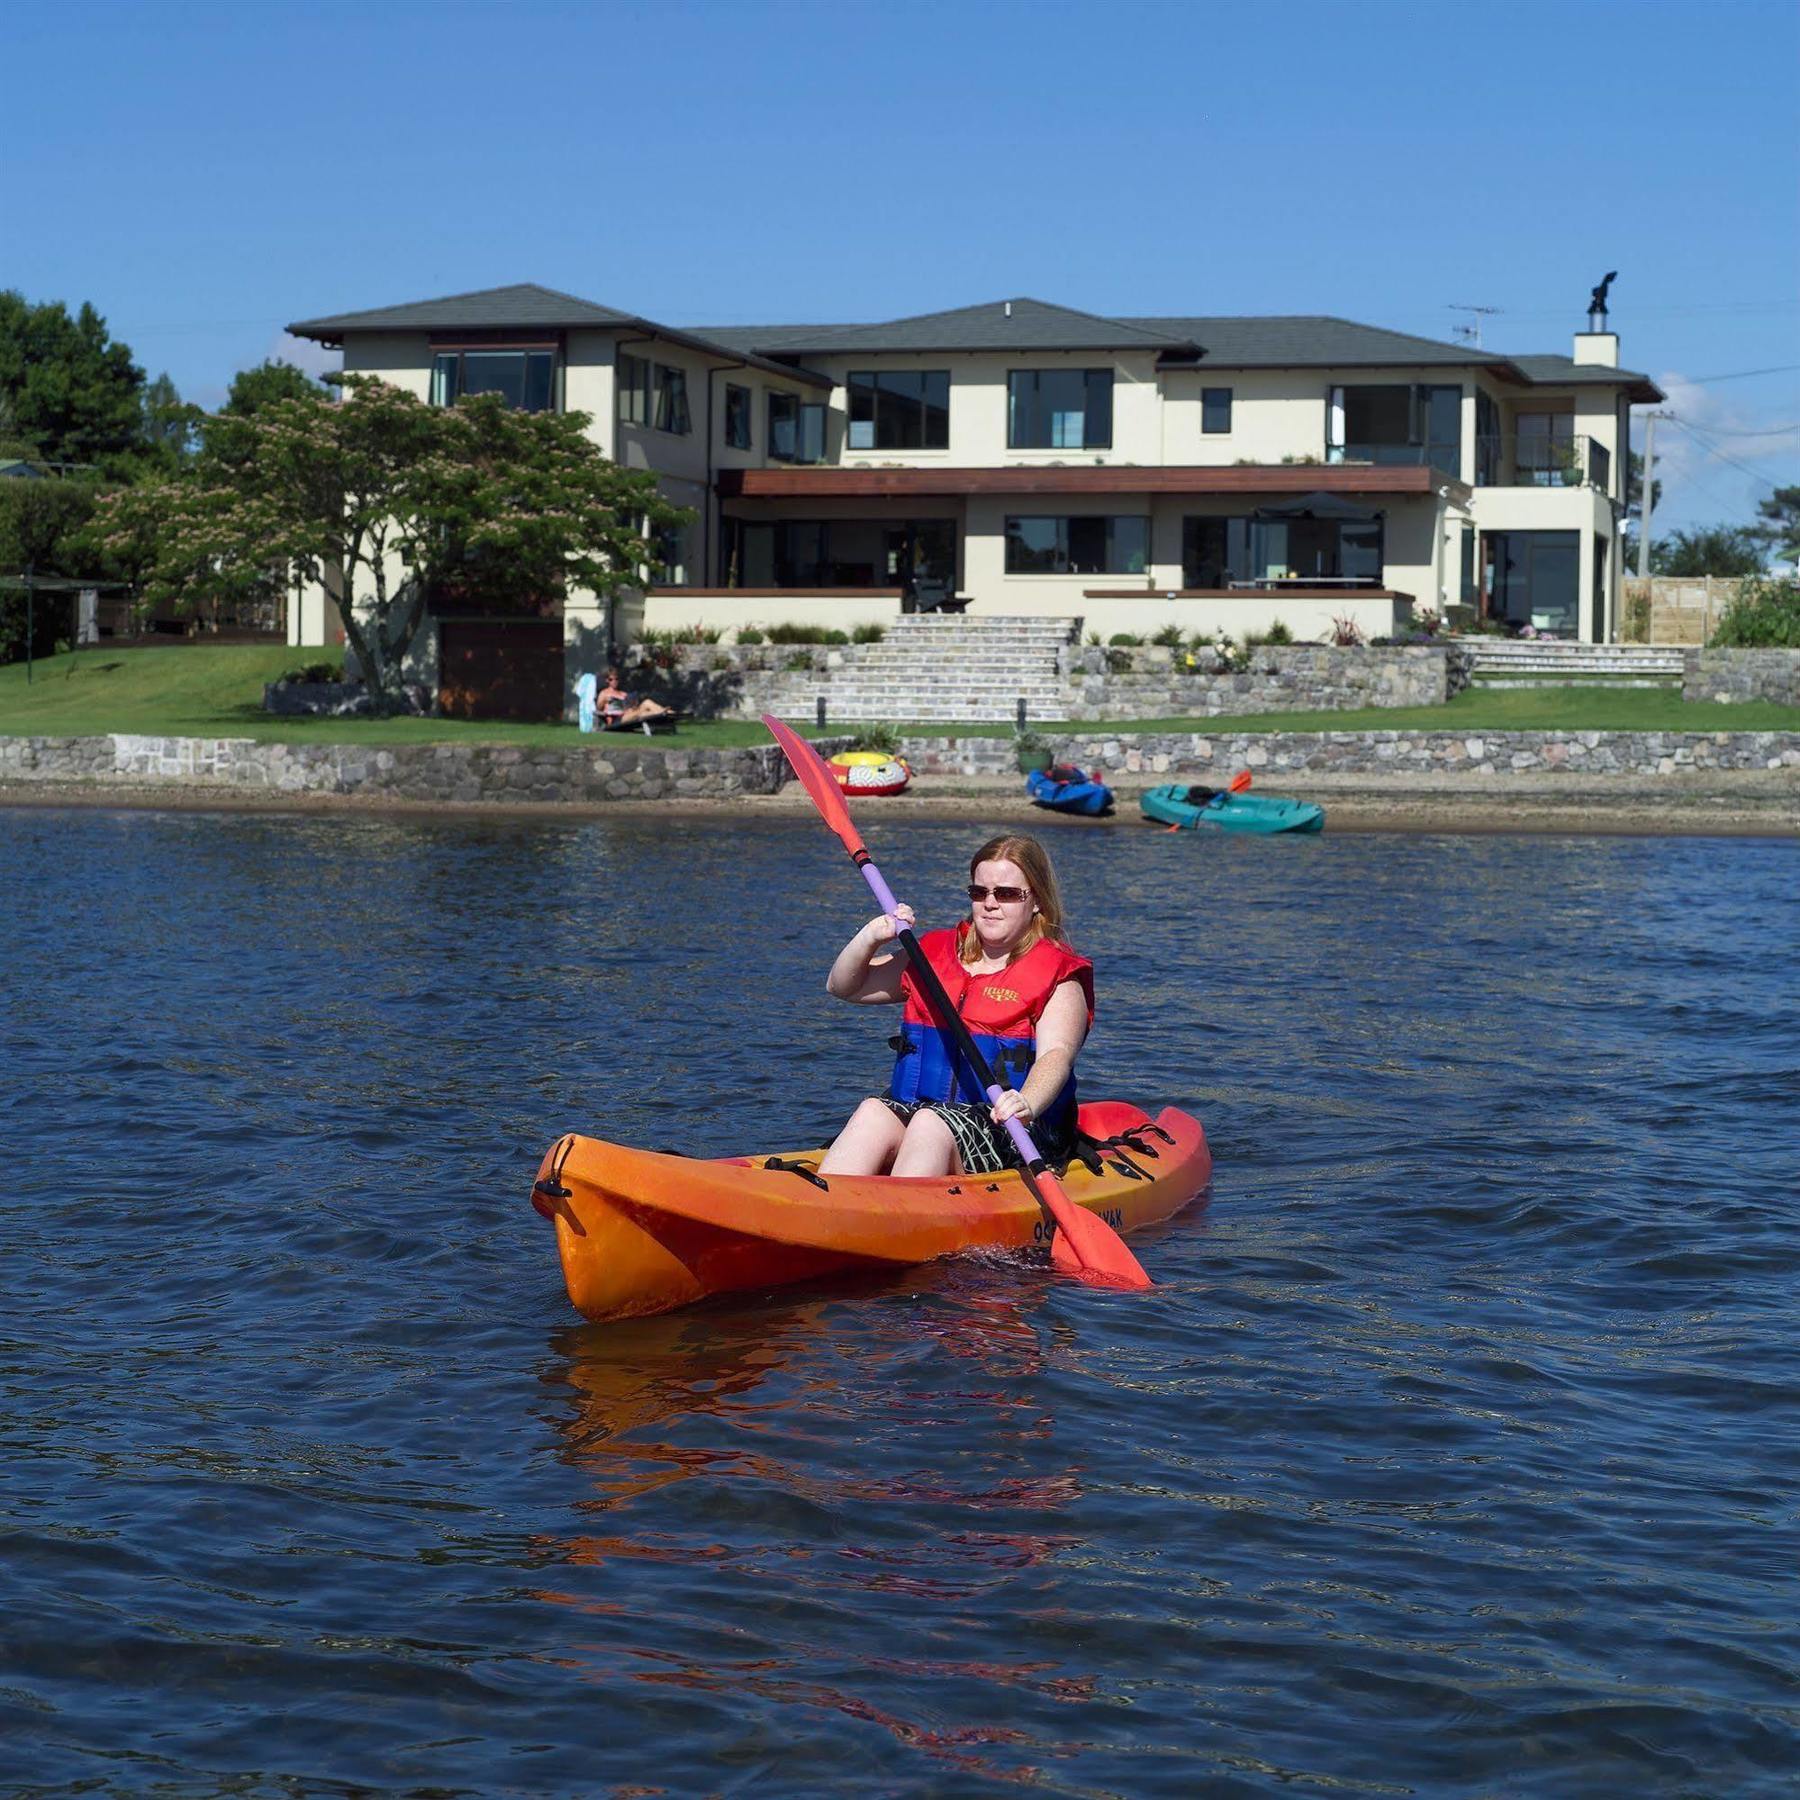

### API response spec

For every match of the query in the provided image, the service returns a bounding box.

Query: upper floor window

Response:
[1202,387,1233,434]
[769,392,827,464]
[653,364,691,435]
[847,370,950,450]
[1008,368,1112,450]
[1329,383,1461,476]
[1004,514,1146,575]
[617,352,650,426]
[724,383,753,450]
[431,348,557,412]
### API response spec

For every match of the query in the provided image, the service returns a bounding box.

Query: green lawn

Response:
[1,643,1796,744]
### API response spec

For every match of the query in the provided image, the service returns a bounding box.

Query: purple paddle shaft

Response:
[856,860,1041,1165]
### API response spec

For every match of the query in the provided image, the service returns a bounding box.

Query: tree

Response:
[140,372,199,467]
[222,358,325,417]
[1747,484,1800,570]
[96,376,687,710]
[1648,525,1765,578]
[0,291,150,476]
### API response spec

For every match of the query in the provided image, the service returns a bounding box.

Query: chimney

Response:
[1574,328,1619,367]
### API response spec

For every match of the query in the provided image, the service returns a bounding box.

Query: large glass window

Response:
[1202,387,1233,434]
[848,370,950,450]
[430,348,557,412]
[653,520,688,585]
[768,393,827,463]
[1182,515,1385,587]
[1328,383,1462,476]
[1515,412,1576,486]
[1007,369,1113,450]
[1004,515,1146,575]
[652,365,691,435]
[1484,530,1580,634]
[724,383,752,450]
[616,352,650,427]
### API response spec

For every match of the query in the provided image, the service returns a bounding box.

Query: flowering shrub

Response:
[1325,613,1366,647]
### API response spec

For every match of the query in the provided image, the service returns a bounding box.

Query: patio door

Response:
[1484,531,1580,635]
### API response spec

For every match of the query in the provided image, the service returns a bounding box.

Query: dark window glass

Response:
[1004,515,1145,575]
[724,384,752,449]
[617,352,650,426]
[1183,515,1382,586]
[1487,530,1580,634]
[847,370,950,450]
[1422,384,1461,477]
[768,392,798,461]
[1202,387,1233,434]
[1343,385,1412,447]
[430,349,556,412]
[1007,369,1113,449]
[1476,390,1501,485]
[653,365,690,434]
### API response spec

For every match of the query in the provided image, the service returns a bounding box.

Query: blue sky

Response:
[5,0,1795,535]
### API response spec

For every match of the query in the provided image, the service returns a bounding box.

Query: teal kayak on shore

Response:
[1141,782,1325,834]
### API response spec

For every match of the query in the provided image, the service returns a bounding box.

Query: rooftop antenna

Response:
[1447,304,1501,349]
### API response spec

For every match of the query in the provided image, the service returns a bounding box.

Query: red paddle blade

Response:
[763,714,867,862]
[1228,769,1253,793]
[1036,1168,1153,1290]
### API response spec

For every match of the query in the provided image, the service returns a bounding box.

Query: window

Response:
[616,352,650,427]
[847,370,950,450]
[1007,369,1113,450]
[1182,515,1384,588]
[652,364,690,435]
[1516,412,1576,486]
[1328,383,1462,476]
[1202,387,1233,434]
[430,348,557,412]
[769,393,827,463]
[653,521,688,586]
[724,383,752,450]
[1004,515,1146,575]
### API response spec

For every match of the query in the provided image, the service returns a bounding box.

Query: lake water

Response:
[3,805,1797,1797]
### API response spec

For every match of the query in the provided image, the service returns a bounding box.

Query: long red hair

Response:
[960,833,1069,965]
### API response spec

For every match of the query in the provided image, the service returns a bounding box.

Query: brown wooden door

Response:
[438,618,563,721]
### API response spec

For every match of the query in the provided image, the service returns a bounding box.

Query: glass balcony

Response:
[1475,434,1611,492]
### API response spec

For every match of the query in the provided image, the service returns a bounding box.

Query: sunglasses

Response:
[967,884,1030,904]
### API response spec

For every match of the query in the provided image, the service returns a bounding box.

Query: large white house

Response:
[288,284,1660,703]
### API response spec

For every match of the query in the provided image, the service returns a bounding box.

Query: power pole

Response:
[1637,410,1672,579]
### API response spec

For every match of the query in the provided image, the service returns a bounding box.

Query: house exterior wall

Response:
[290,315,1643,658]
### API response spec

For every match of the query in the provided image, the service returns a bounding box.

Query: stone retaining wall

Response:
[627,641,1472,721]
[1682,649,1800,707]
[902,729,1800,779]
[0,734,801,803]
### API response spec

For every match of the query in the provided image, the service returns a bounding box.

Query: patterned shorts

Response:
[880,1099,1073,1175]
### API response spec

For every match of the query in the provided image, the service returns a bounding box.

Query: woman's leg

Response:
[819,1097,906,1175]
[890,1108,959,1178]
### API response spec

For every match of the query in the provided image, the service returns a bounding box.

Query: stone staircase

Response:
[1463,640,1686,688]
[822,615,1078,723]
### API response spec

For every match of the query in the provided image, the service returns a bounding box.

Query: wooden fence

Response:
[1620,575,1740,646]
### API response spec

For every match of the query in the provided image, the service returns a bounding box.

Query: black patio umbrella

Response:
[1253,490,1382,521]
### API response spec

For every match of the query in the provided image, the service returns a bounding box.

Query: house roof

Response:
[1126,315,1663,399]
[287,285,1663,404]
[285,283,832,388]
[692,297,1203,357]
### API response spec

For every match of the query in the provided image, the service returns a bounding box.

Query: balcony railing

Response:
[1327,441,1462,473]
[1476,434,1612,493]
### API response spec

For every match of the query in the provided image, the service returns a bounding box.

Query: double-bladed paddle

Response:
[763,714,1153,1292]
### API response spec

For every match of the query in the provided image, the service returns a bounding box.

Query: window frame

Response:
[1003,514,1148,576]
[652,363,691,436]
[1201,387,1233,435]
[768,392,827,464]
[429,344,560,413]
[724,382,753,450]
[616,351,650,427]
[846,369,951,451]
[1006,368,1114,451]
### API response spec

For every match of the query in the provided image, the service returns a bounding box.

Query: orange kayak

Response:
[530,1100,1211,1323]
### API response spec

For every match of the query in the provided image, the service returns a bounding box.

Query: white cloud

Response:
[1648,370,1800,535]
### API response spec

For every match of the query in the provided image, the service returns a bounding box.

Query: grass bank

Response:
[3,644,1798,743]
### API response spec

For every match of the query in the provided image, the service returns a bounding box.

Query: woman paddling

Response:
[818,833,1093,1178]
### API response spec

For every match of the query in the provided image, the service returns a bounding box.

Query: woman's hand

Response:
[990,1089,1035,1129]
[865,903,915,944]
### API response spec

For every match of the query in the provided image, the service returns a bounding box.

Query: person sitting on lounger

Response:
[596,667,674,729]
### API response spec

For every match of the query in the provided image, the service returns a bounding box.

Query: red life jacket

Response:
[890,925,1095,1137]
